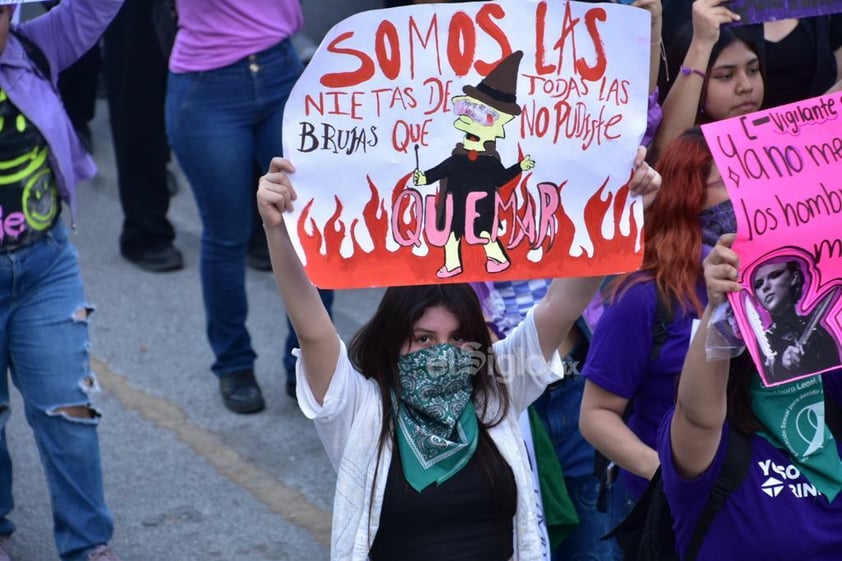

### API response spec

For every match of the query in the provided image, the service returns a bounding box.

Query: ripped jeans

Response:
[0,222,113,561]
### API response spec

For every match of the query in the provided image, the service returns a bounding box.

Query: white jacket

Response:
[296,308,562,561]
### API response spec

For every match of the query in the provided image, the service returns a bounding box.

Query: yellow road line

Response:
[91,357,332,547]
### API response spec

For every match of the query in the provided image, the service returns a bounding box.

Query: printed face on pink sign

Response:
[702,93,842,386]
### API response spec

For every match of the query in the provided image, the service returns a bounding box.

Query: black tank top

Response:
[369,430,517,561]
[764,21,816,109]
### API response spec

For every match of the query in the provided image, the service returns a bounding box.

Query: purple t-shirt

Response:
[170,0,303,73]
[582,279,705,498]
[659,372,842,561]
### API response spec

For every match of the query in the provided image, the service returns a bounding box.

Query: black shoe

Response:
[219,370,265,414]
[285,379,296,400]
[122,245,184,273]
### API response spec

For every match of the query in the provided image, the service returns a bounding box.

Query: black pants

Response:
[103,0,175,257]
[58,44,100,132]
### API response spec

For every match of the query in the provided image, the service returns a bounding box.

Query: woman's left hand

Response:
[629,145,661,209]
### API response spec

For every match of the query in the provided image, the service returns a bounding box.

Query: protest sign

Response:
[728,0,842,26]
[702,93,842,386]
[282,0,651,289]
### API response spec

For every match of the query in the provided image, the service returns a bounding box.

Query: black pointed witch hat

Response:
[462,50,523,116]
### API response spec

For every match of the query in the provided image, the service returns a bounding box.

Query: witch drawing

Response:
[412,50,535,279]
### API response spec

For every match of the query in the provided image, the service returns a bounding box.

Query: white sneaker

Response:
[88,545,122,561]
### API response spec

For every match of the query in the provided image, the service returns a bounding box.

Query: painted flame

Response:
[298,170,642,288]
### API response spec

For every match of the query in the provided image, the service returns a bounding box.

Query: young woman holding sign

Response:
[578,128,730,561]
[660,234,842,561]
[651,0,765,160]
[254,148,660,561]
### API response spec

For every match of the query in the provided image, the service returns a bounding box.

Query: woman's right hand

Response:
[257,157,298,228]
[691,0,741,47]
[703,233,742,307]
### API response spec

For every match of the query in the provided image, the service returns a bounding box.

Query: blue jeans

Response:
[166,39,315,376]
[0,223,113,561]
[534,376,611,561]
[558,474,611,561]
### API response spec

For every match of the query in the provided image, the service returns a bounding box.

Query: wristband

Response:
[680,65,707,80]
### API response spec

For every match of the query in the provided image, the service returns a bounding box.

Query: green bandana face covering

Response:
[750,375,842,501]
[394,343,480,492]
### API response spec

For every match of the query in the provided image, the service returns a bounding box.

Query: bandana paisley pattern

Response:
[699,199,737,248]
[395,343,480,492]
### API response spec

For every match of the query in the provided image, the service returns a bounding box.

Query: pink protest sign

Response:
[702,93,842,387]
[282,1,651,289]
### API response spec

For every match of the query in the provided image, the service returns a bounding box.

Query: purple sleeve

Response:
[658,410,730,552]
[18,0,124,75]
[581,281,656,399]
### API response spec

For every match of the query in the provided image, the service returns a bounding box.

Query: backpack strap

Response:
[649,291,673,361]
[10,29,52,82]
[683,429,752,561]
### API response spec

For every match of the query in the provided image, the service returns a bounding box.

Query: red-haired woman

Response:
[579,128,730,561]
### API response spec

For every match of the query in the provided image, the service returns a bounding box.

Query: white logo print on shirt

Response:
[757,460,819,499]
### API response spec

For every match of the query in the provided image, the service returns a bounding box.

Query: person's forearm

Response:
[652,40,712,155]
[649,38,661,95]
[671,304,730,477]
[533,276,603,360]
[648,18,663,94]
[265,224,330,339]
[675,305,729,429]
[581,407,660,480]
[264,222,339,402]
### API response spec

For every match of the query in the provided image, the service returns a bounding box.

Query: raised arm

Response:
[634,0,663,95]
[670,234,741,478]
[651,0,740,156]
[257,158,340,405]
[533,146,661,360]
[20,0,124,75]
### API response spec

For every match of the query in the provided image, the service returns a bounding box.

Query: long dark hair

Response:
[351,284,514,534]
[662,22,764,115]
[349,283,511,454]
[726,351,763,436]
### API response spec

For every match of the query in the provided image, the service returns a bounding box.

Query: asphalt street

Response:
[6,1,384,559]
